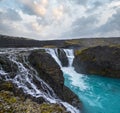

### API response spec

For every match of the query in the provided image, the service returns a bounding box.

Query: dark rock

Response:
[57,49,69,67]
[28,50,81,109]
[73,46,120,78]
[28,51,64,95]
[0,55,18,78]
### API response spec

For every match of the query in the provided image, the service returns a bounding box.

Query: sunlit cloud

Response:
[0,0,120,40]
[52,5,64,20]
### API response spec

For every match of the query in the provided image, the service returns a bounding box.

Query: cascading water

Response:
[46,48,120,113]
[46,49,88,91]
[0,48,80,113]
[63,49,74,67]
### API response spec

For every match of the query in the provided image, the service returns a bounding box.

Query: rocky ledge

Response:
[28,50,81,109]
[0,49,81,113]
[73,46,120,78]
[0,81,67,113]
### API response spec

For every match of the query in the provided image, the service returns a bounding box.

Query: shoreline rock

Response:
[73,46,120,78]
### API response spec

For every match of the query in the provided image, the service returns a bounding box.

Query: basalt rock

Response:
[0,54,47,104]
[73,46,120,78]
[0,55,17,78]
[57,49,68,67]
[28,50,81,109]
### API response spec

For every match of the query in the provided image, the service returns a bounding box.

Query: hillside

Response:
[0,34,120,48]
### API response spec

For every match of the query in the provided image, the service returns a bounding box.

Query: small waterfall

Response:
[63,49,74,67]
[1,50,58,103]
[46,48,62,68]
[46,48,88,92]
[46,48,74,68]
[0,48,80,113]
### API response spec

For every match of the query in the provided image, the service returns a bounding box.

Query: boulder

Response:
[73,46,120,78]
[28,50,81,109]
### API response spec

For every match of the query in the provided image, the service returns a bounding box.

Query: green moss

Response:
[0,91,14,113]
[107,44,120,48]
[0,90,67,113]
[43,45,57,48]
[65,40,80,45]
[40,103,66,113]
[74,48,88,56]
[0,91,17,104]
[0,81,14,91]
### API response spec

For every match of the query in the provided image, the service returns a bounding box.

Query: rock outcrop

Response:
[0,81,67,113]
[0,55,17,79]
[0,49,81,112]
[57,49,68,67]
[28,50,81,109]
[73,46,120,78]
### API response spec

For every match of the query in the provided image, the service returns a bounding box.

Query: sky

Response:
[0,0,120,40]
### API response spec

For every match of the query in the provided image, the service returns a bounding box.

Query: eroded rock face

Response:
[73,46,120,78]
[0,55,18,79]
[28,50,81,109]
[0,49,81,110]
[57,49,68,67]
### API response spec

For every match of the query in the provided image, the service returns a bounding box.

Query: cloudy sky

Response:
[0,0,120,40]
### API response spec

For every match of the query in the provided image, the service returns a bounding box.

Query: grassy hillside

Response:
[0,34,120,48]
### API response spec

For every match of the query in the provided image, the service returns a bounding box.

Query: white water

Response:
[63,49,74,67]
[46,49,88,91]
[46,48,62,68]
[0,48,79,113]
[45,48,120,113]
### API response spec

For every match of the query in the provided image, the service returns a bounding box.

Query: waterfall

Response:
[63,49,74,67]
[0,48,80,113]
[46,48,62,68]
[46,48,75,68]
[46,48,88,92]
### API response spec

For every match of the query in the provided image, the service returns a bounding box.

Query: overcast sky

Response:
[0,0,120,40]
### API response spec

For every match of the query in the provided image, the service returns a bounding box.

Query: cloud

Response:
[52,5,64,20]
[72,0,88,6]
[96,8,120,36]
[60,0,120,39]
[60,15,98,38]
[0,8,22,21]
[0,0,120,40]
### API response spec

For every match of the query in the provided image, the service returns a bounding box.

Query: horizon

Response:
[1,34,120,41]
[0,0,120,40]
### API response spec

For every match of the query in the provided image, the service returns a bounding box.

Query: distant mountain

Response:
[0,34,120,48]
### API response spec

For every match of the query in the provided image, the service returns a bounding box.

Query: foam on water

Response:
[62,67,88,91]
[46,48,88,91]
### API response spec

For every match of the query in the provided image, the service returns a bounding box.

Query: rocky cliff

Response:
[0,48,81,113]
[73,46,120,78]
[28,50,81,108]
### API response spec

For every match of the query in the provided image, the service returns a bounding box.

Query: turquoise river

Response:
[63,67,120,113]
